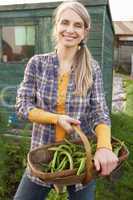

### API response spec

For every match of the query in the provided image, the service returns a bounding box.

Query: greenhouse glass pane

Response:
[15,26,26,46]
[2,25,35,62]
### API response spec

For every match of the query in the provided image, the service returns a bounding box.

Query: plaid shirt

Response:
[16,52,110,190]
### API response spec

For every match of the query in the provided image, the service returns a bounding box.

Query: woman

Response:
[14,1,118,200]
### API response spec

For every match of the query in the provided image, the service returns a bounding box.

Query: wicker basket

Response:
[27,126,129,186]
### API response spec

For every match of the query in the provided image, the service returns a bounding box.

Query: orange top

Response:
[55,73,112,150]
[55,73,70,142]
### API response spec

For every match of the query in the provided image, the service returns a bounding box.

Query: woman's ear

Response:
[84,27,89,37]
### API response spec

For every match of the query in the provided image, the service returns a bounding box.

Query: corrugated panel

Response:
[114,21,133,35]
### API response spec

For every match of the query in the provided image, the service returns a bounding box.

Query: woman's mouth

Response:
[63,35,76,41]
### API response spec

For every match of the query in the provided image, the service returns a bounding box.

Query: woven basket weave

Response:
[27,126,129,186]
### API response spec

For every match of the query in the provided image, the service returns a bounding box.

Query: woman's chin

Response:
[62,42,77,48]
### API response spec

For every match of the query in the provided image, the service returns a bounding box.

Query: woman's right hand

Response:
[57,115,81,133]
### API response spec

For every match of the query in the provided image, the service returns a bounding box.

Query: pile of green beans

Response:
[41,139,93,175]
[41,138,124,175]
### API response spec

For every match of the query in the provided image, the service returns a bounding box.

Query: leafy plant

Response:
[0,135,30,200]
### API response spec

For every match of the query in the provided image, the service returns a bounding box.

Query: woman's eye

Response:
[75,23,82,28]
[61,20,68,25]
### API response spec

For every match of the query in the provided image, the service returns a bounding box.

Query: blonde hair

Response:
[52,1,93,96]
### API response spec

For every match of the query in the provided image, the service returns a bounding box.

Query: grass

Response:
[96,74,133,200]
[124,79,133,116]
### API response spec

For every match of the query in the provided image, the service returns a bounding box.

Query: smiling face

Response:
[55,9,86,48]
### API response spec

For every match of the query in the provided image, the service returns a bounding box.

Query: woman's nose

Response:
[66,25,74,33]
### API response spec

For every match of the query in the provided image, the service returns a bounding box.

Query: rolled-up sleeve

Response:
[88,61,111,130]
[15,56,37,120]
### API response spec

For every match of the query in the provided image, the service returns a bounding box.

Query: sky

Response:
[0,0,132,21]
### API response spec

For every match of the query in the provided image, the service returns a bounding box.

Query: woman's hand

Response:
[57,115,81,133]
[93,148,119,176]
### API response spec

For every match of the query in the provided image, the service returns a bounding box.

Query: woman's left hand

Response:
[93,148,119,176]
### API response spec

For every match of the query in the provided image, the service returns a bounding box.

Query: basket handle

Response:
[72,125,93,184]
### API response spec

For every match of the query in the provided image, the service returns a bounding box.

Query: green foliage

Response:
[96,76,133,200]
[97,113,133,200]
[115,65,130,75]
[0,135,30,200]
[124,79,133,116]
[0,107,9,129]
[46,188,68,200]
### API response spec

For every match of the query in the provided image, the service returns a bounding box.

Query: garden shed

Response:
[114,21,133,75]
[0,0,114,131]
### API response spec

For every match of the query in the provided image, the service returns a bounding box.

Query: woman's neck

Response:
[57,45,78,70]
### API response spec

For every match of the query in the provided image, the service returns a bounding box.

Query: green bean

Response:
[49,146,73,170]
[46,188,68,200]
[64,139,77,151]
[58,150,74,170]
[51,150,58,172]
[48,144,72,154]
[72,151,85,158]
[76,157,86,176]
[60,159,68,171]
[56,156,68,171]
[58,144,73,154]
[48,147,59,151]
